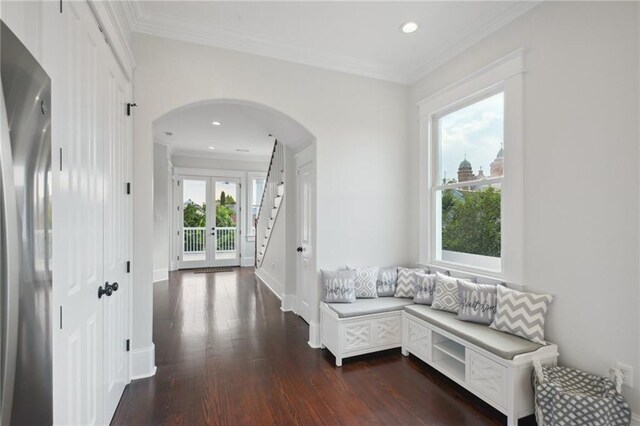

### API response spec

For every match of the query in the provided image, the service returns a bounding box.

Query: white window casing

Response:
[418,49,524,283]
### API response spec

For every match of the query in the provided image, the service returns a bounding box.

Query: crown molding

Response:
[407,1,541,84]
[88,0,136,80]
[124,0,541,86]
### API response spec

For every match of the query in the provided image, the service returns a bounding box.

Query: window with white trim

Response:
[419,50,524,280]
[434,91,504,271]
[248,176,266,236]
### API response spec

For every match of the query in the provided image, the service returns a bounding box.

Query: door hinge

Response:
[177,206,180,211]
[126,103,137,116]
[59,0,62,13]
[126,261,131,273]
[59,148,63,171]
[126,339,130,352]
[177,255,180,261]
[126,182,131,194]
[177,230,180,236]
[59,306,63,329]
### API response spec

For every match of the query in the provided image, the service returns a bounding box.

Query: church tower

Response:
[457,156,475,182]
[490,146,504,177]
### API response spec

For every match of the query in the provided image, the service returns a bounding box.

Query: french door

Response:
[179,177,241,269]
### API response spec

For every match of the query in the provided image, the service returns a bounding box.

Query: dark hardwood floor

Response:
[111,268,535,425]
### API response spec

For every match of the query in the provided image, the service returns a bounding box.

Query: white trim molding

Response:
[130,344,156,380]
[120,0,539,85]
[281,294,297,313]
[308,321,321,349]
[418,49,525,283]
[255,268,284,301]
[153,268,168,283]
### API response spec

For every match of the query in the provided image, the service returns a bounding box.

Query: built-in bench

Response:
[320,298,413,366]
[402,305,558,426]
[320,297,559,426]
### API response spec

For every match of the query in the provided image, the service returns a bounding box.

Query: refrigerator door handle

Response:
[0,78,20,426]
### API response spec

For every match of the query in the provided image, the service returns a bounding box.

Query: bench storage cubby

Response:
[402,306,559,426]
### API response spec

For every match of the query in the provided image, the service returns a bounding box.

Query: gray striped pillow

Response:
[490,286,553,344]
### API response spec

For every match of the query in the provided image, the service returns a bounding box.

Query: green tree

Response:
[442,187,501,257]
[183,201,206,227]
[220,191,226,205]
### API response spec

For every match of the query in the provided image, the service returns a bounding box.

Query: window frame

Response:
[247,172,267,238]
[418,50,524,282]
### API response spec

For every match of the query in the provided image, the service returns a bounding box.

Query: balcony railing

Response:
[183,227,236,254]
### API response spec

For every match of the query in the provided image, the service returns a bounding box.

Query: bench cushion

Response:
[404,305,542,359]
[326,298,414,318]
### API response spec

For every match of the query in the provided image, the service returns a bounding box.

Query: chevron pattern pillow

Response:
[432,272,473,313]
[394,267,426,298]
[490,286,553,344]
[346,265,379,298]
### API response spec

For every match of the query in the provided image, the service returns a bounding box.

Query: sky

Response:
[439,92,504,182]
[183,179,237,205]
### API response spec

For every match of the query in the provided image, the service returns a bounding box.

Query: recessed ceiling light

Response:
[208,146,215,150]
[236,149,250,152]
[400,21,419,34]
[212,121,222,126]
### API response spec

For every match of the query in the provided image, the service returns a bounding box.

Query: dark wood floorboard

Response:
[111,267,536,425]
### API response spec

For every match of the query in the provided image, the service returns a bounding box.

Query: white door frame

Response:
[175,173,243,269]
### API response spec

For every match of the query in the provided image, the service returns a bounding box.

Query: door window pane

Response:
[182,179,207,262]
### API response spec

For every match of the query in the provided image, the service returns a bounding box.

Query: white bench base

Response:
[320,302,403,367]
[402,311,559,426]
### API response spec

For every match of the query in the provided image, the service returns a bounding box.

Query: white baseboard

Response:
[255,268,283,300]
[308,321,321,348]
[281,294,297,312]
[153,268,168,282]
[241,257,255,267]
[130,343,156,380]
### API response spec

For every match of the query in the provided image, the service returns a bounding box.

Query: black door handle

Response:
[296,247,303,252]
[98,282,113,299]
[112,282,119,292]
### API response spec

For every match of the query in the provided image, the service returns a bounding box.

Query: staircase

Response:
[255,140,285,268]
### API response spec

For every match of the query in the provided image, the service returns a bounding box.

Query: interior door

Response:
[212,179,240,267]
[49,2,104,423]
[101,38,130,423]
[179,177,210,269]
[297,162,314,324]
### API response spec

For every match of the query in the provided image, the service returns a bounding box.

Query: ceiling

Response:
[123,1,539,84]
[154,101,314,160]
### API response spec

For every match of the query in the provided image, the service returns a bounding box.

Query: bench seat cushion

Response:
[404,305,542,360]
[326,298,414,318]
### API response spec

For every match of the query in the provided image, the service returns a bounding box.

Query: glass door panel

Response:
[181,178,209,267]
[213,179,240,265]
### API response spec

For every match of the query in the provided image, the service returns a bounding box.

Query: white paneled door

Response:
[46,1,131,424]
[101,30,131,423]
[296,161,314,325]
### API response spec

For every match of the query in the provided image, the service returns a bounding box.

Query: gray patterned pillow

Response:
[432,272,472,313]
[490,286,553,344]
[457,280,499,325]
[394,267,427,298]
[413,273,436,305]
[376,266,397,297]
[321,270,356,303]
[346,265,379,299]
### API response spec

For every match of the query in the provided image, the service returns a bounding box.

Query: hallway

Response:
[111,268,533,425]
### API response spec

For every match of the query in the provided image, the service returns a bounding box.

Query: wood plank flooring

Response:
[111,268,535,425]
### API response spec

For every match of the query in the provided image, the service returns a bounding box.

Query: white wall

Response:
[409,1,640,412]
[172,155,268,172]
[132,32,410,354]
[153,143,170,281]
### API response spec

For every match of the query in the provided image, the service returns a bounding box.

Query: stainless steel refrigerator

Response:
[0,20,53,425]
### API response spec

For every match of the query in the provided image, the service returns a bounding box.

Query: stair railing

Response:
[255,140,284,267]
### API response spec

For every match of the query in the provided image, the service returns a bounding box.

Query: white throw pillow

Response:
[346,265,379,298]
